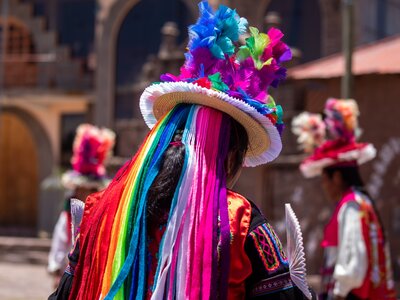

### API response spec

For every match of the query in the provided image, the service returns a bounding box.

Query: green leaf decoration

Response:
[237,26,272,70]
[237,46,251,61]
[246,29,256,50]
[208,72,229,92]
[266,95,276,108]
[251,27,269,58]
[262,57,273,67]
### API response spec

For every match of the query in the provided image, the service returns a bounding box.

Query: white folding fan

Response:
[285,203,313,300]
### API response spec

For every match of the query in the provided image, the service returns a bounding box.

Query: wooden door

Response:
[0,113,38,228]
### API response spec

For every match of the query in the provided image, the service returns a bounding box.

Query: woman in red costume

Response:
[48,124,115,288]
[292,99,396,300]
[49,2,315,299]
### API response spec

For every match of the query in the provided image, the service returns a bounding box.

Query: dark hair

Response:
[323,165,364,189]
[147,130,185,225]
[226,118,249,182]
[146,117,248,225]
[323,165,387,242]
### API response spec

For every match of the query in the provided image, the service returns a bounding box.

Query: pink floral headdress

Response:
[293,98,376,178]
[62,124,116,189]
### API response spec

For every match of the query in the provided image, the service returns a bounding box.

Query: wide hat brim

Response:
[300,143,376,178]
[140,82,282,167]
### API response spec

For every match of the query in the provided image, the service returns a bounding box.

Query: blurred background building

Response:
[0,0,399,290]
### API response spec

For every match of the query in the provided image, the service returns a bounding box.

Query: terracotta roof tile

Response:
[288,35,400,79]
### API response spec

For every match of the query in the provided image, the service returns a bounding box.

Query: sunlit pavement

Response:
[0,236,53,300]
[0,261,320,300]
[0,237,325,300]
[0,261,53,300]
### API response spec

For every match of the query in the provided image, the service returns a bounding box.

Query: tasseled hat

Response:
[140,1,292,166]
[62,124,116,189]
[292,98,376,178]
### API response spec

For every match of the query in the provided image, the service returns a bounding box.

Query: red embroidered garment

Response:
[321,189,396,300]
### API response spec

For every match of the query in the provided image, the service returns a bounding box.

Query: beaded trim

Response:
[250,272,294,297]
[65,264,75,276]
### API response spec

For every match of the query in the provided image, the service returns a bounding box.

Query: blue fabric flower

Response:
[188,1,248,59]
[236,88,273,115]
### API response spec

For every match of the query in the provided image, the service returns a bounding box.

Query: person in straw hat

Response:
[292,98,396,300]
[48,124,115,288]
[49,2,315,299]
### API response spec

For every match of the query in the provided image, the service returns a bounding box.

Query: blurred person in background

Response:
[48,124,115,288]
[292,99,396,300]
[49,2,315,299]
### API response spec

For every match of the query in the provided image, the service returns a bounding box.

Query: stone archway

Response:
[94,0,142,127]
[0,107,53,230]
[2,106,53,181]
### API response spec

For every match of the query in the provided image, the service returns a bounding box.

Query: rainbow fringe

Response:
[76,104,232,299]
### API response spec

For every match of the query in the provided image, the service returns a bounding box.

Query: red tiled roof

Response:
[288,35,400,79]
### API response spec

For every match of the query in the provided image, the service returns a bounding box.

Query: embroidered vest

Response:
[321,188,396,300]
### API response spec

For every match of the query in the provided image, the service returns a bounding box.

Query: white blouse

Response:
[48,212,72,273]
[328,200,368,297]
